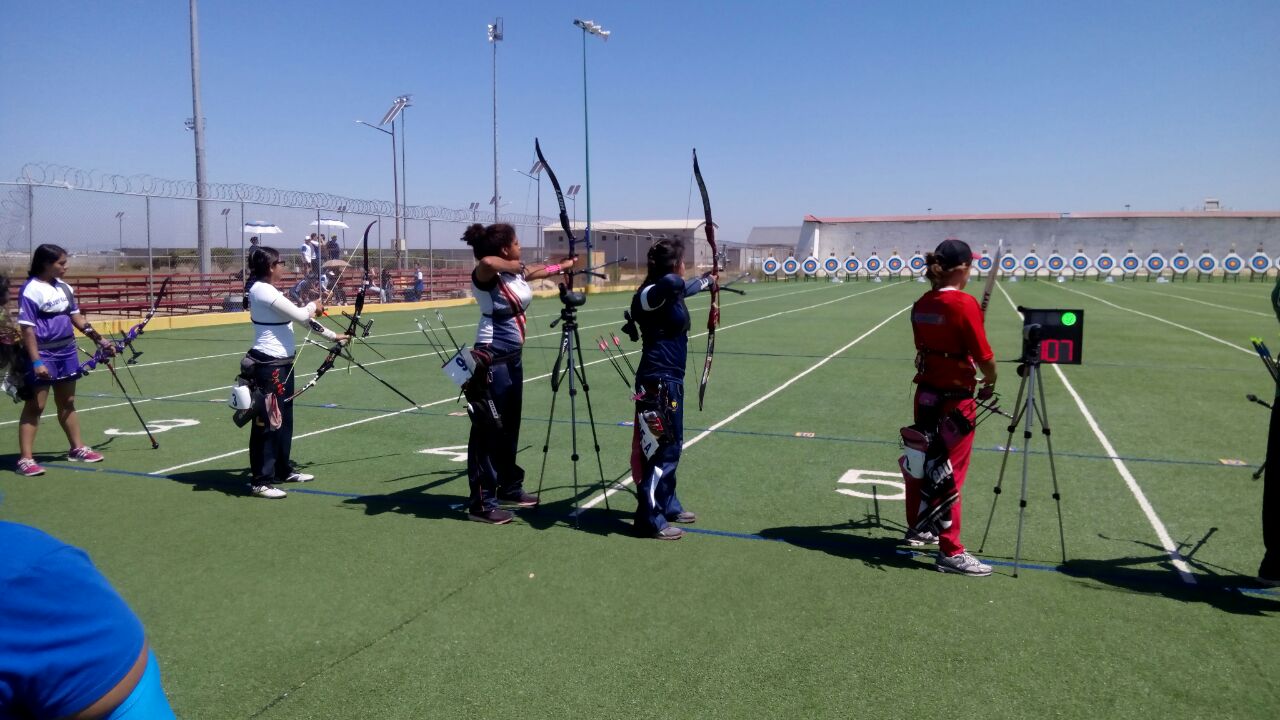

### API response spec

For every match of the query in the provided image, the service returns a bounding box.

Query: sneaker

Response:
[497,490,539,507]
[68,447,104,463]
[904,529,939,546]
[283,472,314,483]
[669,511,697,524]
[250,484,287,499]
[16,458,44,477]
[654,526,685,541]
[469,508,514,525]
[1259,564,1280,587]
[936,551,992,576]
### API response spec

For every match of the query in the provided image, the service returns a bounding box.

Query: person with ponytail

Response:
[899,238,997,576]
[462,222,574,524]
[241,246,347,499]
[15,244,115,476]
[626,239,712,540]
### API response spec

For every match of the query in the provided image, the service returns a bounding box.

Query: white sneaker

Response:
[936,551,992,576]
[904,529,939,546]
[251,484,287,499]
[283,472,314,483]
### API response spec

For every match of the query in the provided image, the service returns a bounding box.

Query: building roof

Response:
[745,226,802,245]
[541,219,707,232]
[804,211,1280,223]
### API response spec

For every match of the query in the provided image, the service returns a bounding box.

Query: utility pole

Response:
[489,18,504,224]
[188,0,211,273]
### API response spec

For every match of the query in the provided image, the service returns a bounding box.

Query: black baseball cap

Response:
[934,238,972,269]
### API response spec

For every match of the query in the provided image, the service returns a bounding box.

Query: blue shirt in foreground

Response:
[0,521,146,720]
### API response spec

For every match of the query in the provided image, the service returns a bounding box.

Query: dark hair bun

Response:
[462,223,486,247]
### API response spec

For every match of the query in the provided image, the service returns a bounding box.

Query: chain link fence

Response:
[0,164,552,280]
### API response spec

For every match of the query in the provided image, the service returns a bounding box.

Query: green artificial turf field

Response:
[2,276,1277,719]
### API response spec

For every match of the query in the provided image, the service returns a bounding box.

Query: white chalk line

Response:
[1047,283,1252,356]
[573,302,911,514]
[1102,282,1269,317]
[152,282,894,475]
[45,286,824,430]
[998,283,1196,584]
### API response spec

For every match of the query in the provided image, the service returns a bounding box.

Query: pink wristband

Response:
[544,263,562,275]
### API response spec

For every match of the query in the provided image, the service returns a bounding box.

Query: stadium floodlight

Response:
[573,19,610,40]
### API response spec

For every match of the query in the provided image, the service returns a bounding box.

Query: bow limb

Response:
[73,275,172,377]
[285,221,374,401]
[693,149,718,411]
[535,138,577,290]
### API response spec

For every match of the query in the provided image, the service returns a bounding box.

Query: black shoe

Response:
[469,508,514,525]
[498,490,540,508]
[669,511,697,524]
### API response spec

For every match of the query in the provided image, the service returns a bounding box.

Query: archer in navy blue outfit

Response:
[463,223,575,524]
[628,240,712,540]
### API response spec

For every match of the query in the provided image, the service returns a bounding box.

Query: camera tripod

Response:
[535,284,613,524]
[977,328,1068,577]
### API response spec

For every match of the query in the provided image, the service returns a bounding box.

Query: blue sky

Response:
[2,0,1278,245]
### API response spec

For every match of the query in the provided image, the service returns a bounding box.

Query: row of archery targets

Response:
[760,245,1280,281]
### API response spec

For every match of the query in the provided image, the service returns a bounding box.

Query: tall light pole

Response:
[220,207,231,249]
[397,94,411,263]
[188,0,211,273]
[488,18,503,223]
[573,18,609,266]
[115,211,124,251]
[516,160,544,258]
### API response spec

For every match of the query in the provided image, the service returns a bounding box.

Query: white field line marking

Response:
[56,291,812,430]
[573,303,911,514]
[127,283,826,371]
[0,350,440,430]
[998,284,1196,584]
[1105,283,1269,317]
[1049,283,1252,355]
[1154,283,1273,301]
[153,283,894,475]
[0,383,236,429]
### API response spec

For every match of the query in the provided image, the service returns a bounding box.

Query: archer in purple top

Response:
[14,244,116,476]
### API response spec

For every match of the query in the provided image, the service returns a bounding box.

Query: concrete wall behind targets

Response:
[796,212,1280,261]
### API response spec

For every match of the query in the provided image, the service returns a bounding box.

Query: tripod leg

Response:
[535,330,571,501]
[1013,364,1038,578]
[564,329,582,526]
[979,372,1029,553]
[1033,368,1067,564]
[571,324,611,512]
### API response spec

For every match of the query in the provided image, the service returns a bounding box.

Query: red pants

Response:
[901,390,977,557]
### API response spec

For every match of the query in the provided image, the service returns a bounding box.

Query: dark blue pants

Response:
[1263,396,1280,577]
[248,355,295,485]
[467,354,525,512]
[630,377,686,533]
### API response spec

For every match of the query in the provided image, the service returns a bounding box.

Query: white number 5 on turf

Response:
[835,469,905,501]
[104,418,200,436]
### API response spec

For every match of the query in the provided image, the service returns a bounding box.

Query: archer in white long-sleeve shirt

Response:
[242,246,347,499]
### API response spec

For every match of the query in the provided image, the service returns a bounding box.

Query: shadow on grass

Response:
[755,518,924,573]
[164,468,255,498]
[1054,534,1280,616]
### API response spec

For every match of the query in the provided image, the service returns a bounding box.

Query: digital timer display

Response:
[1018,307,1084,365]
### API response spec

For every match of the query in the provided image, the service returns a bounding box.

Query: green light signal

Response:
[1061,311,1078,327]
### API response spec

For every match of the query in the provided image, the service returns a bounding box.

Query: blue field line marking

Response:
[79,389,1259,473]
[35,462,1278,600]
